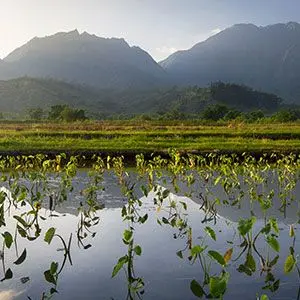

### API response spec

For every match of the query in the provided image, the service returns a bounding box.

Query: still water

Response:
[0,170,299,300]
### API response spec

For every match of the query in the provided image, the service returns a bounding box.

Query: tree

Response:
[202,104,229,121]
[27,108,45,120]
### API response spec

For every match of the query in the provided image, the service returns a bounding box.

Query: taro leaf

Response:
[205,226,216,241]
[208,250,226,267]
[2,232,13,249]
[176,250,183,259]
[1,268,13,282]
[290,225,295,237]
[284,255,296,274]
[50,262,58,275]
[14,249,27,265]
[237,264,252,276]
[245,253,256,272]
[123,230,133,243]
[269,255,279,268]
[133,245,142,256]
[44,270,56,285]
[266,236,280,253]
[50,288,58,295]
[44,227,56,245]
[209,271,230,298]
[13,216,28,228]
[224,248,233,264]
[112,255,128,278]
[162,189,170,199]
[269,218,279,234]
[190,279,204,298]
[238,217,256,236]
[191,245,206,257]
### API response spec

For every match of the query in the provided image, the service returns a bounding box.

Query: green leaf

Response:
[208,250,226,266]
[237,264,252,276]
[123,230,133,243]
[191,245,206,257]
[238,217,256,236]
[2,232,13,249]
[44,227,56,245]
[245,253,256,272]
[162,189,170,199]
[133,245,142,256]
[190,279,204,298]
[209,271,229,298]
[50,262,58,275]
[44,270,56,285]
[269,218,279,234]
[13,215,28,228]
[260,295,269,300]
[205,226,216,241]
[112,255,128,278]
[284,255,296,274]
[176,250,183,259]
[266,236,280,253]
[14,249,27,265]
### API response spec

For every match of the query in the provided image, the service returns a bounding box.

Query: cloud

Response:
[210,28,222,35]
[155,46,178,55]
[0,290,21,300]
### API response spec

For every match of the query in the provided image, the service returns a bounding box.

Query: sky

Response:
[1,0,300,62]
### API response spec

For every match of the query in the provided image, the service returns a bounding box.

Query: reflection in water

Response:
[0,290,21,300]
[0,155,300,299]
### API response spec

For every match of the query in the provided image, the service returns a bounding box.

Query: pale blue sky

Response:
[1,0,300,61]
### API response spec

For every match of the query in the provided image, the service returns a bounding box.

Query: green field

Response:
[1,120,300,154]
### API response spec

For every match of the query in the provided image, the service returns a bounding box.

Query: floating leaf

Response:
[205,226,216,241]
[208,250,226,266]
[44,227,56,245]
[190,279,204,298]
[224,248,233,264]
[284,255,296,274]
[2,232,13,249]
[14,249,27,265]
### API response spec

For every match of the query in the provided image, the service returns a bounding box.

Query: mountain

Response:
[1,30,167,89]
[0,78,282,118]
[160,22,300,102]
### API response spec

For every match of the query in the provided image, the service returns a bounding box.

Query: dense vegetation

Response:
[0,78,297,121]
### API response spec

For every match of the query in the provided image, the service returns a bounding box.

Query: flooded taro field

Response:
[0,151,300,300]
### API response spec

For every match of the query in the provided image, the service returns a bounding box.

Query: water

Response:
[0,169,299,300]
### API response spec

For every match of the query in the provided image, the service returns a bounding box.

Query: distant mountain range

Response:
[0,30,167,89]
[1,22,300,110]
[161,22,300,102]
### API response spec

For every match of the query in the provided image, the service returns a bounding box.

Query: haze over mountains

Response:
[1,22,300,114]
[161,22,300,102]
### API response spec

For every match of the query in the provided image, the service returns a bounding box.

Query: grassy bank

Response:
[0,120,300,154]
